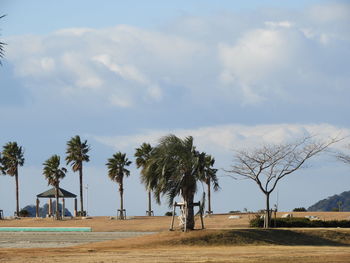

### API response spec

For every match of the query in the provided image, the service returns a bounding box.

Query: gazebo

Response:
[36,187,77,218]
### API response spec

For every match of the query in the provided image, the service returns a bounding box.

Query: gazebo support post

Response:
[62,198,65,218]
[74,198,77,217]
[36,198,40,218]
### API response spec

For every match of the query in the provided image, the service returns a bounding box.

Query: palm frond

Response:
[66,135,90,172]
[106,151,132,183]
[42,155,67,187]
[1,142,25,176]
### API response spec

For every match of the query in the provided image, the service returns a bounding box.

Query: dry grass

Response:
[2,212,348,232]
[1,230,350,263]
[1,245,350,263]
[1,212,350,262]
[0,214,253,231]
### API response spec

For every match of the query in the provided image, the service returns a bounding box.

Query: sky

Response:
[0,0,350,217]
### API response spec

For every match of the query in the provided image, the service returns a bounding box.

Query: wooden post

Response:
[62,198,65,218]
[199,201,205,229]
[183,201,187,232]
[36,198,40,218]
[49,198,53,217]
[169,201,205,231]
[169,202,177,231]
[74,198,77,217]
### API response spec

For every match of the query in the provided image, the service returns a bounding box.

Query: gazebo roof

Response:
[37,187,77,198]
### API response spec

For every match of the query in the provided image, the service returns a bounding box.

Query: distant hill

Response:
[22,202,72,217]
[308,190,350,212]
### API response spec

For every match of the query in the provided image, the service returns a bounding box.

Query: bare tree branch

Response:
[336,143,350,165]
[228,135,340,228]
[0,14,6,65]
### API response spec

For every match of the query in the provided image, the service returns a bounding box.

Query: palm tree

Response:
[200,154,219,214]
[106,152,132,219]
[43,155,67,220]
[135,143,154,216]
[142,135,208,230]
[1,142,25,216]
[66,135,90,215]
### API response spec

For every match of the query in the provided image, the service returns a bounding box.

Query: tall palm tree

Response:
[66,135,90,215]
[1,142,25,216]
[200,154,219,214]
[135,143,154,216]
[142,135,208,230]
[43,155,67,220]
[106,152,132,219]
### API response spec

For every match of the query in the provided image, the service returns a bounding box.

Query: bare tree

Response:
[337,145,350,165]
[0,15,6,64]
[227,136,339,228]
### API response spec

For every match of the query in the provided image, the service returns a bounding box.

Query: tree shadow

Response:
[173,229,350,246]
[229,229,350,246]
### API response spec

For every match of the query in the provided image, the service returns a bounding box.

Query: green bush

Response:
[293,207,307,212]
[229,210,241,214]
[18,209,29,217]
[165,211,175,216]
[77,211,87,217]
[250,217,350,228]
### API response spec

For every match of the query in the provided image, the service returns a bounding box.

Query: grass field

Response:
[1,212,350,262]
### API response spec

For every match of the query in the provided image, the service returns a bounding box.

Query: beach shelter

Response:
[36,187,77,217]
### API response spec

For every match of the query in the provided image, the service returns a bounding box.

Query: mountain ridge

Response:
[308,190,350,212]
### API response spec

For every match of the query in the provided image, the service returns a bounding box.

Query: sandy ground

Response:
[1,212,350,262]
[1,245,350,263]
[1,212,349,232]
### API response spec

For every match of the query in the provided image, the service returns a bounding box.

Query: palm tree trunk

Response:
[147,191,152,216]
[264,192,271,228]
[207,179,212,214]
[184,192,195,230]
[119,181,124,219]
[15,169,19,216]
[55,185,60,220]
[79,167,84,214]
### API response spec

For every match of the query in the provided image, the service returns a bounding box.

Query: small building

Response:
[36,187,77,218]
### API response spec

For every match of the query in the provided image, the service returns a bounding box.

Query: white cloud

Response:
[93,54,149,85]
[40,57,55,72]
[109,94,132,108]
[264,21,294,28]
[218,28,294,104]
[91,123,350,161]
[55,28,95,36]
[4,2,350,111]
[61,52,103,90]
[309,2,350,24]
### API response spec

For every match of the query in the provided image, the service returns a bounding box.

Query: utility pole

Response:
[85,184,89,216]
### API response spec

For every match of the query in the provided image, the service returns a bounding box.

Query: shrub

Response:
[250,217,350,228]
[18,209,29,217]
[293,207,307,212]
[165,211,175,216]
[77,211,87,217]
